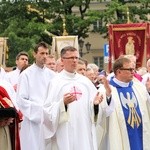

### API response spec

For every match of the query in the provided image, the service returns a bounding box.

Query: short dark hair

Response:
[34,42,48,53]
[16,51,29,60]
[113,57,131,74]
[60,46,77,57]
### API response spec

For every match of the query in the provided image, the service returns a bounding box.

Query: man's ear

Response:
[116,69,121,74]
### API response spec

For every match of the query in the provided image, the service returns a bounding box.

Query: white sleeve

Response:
[43,82,69,139]
[16,73,43,123]
[97,85,115,118]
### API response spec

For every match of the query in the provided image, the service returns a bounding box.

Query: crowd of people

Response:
[0,41,150,150]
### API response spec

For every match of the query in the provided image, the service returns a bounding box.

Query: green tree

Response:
[0,1,45,65]
[0,0,149,66]
[87,0,150,37]
[0,0,93,66]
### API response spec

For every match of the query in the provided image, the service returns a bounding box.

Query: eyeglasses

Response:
[120,68,135,72]
[62,57,79,60]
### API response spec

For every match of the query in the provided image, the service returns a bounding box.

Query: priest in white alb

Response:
[98,57,150,150]
[43,46,112,150]
[16,42,56,150]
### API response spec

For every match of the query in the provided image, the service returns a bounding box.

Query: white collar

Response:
[113,78,130,87]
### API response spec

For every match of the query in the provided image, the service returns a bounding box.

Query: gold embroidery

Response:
[127,101,141,128]
[120,92,141,128]
[3,97,14,107]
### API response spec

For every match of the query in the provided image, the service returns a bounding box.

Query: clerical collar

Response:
[34,63,46,70]
[113,78,130,87]
[62,70,76,78]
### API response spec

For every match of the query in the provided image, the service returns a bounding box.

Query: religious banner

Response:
[146,23,150,58]
[108,23,149,70]
[51,36,78,59]
[0,37,8,67]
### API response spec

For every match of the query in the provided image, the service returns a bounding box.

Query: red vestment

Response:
[0,86,22,150]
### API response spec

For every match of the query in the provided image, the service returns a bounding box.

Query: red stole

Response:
[0,86,22,150]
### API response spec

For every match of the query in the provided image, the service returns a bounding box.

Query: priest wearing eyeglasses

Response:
[99,57,150,150]
[43,46,112,150]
